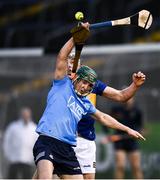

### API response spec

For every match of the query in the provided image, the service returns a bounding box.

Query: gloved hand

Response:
[70,22,90,44]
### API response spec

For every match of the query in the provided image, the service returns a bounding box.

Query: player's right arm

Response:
[54,22,90,80]
[54,38,74,80]
[91,109,145,140]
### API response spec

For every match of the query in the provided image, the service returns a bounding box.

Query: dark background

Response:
[0,0,159,52]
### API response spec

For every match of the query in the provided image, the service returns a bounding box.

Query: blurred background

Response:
[0,0,160,179]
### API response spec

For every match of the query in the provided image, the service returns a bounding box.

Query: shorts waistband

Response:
[39,134,76,147]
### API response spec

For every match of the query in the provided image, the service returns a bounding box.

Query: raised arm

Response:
[54,22,90,80]
[102,71,146,102]
[92,109,145,140]
[54,37,74,80]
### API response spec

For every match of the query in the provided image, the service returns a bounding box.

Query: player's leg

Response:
[126,139,143,179]
[114,150,126,179]
[52,174,60,179]
[33,136,55,179]
[32,169,61,179]
[73,136,96,179]
[49,137,83,179]
[83,172,95,179]
[36,159,54,179]
[61,174,83,179]
[128,150,143,179]
[32,169,38,179]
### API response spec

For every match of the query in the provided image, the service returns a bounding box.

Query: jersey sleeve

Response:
[83,97,97,115]
[92,80,107,96]
[52,76,69,86]
[89,104,96,114]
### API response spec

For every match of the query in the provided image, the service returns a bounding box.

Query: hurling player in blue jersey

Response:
[67,54,146,180]
[33,23,145,179]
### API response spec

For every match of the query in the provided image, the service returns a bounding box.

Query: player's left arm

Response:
[102,71,146,102]
[91,109,145,140]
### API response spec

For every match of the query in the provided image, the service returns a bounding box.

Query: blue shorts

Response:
[33,135,82,175]
[114,138,139,152]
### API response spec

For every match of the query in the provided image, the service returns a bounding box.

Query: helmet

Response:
[76,65,97,85]
[68,52,81,64]
[68,52,75,60]
[74,66,97,96]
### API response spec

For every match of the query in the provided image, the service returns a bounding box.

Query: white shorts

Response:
[73,136,96,174]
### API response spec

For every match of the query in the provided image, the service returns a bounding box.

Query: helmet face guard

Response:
[74,66,97,97]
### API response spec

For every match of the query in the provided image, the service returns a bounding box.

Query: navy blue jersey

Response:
[110,104,143,152]
[77,80,107,140]
[111,105,143,135]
